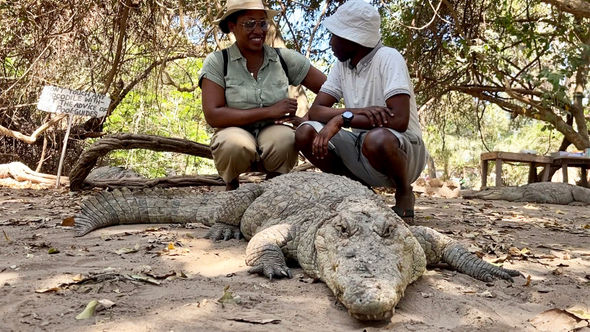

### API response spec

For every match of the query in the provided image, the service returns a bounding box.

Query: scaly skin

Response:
[74,172,521,321]
[463,182,590,205]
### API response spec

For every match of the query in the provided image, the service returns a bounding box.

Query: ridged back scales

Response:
[74,172,376,237]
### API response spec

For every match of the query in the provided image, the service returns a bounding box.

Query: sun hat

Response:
[215,0,280,33]
[323,0,381,48]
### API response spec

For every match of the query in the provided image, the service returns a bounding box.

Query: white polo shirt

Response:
[320,42,422,139]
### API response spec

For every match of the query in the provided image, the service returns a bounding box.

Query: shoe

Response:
[392,206,414,223]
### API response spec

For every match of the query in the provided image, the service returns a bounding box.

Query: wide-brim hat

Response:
[323,0,381,48]
[214,0,280,33]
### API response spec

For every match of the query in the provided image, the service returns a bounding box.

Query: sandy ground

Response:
[1,182,590,332]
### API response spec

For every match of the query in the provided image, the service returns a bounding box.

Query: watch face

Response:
[342,110,353,128]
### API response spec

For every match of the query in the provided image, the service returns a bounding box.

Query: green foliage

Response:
[103,58,216,178]
[423,97,564,188]
[381,0,589,152]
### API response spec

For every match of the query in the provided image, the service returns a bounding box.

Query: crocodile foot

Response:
[205,223,241,241]
[247,248,292,280]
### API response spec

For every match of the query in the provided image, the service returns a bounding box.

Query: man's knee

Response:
[295,124,316,149]
[362,128,400,156]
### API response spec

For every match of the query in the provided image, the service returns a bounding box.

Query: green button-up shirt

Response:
[199,43,310,112]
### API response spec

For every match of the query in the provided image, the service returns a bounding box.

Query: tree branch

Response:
[540,0,590,18]
[102,0,132,95]
[0,114,67,144]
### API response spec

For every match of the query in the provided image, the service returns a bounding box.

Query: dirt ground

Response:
[1,181,590,332]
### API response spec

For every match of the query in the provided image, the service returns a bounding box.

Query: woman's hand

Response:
[275,115,305,127]
[268,98,298,119]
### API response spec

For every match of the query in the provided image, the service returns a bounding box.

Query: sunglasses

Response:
[239,19,270,32]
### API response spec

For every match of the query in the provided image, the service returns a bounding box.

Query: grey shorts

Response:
[300,121,428,187]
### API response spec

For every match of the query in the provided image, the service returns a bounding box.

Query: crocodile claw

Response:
[206,223,241,241]
[247,263,292,280]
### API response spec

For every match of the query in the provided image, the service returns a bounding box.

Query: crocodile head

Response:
[314,196,426,321]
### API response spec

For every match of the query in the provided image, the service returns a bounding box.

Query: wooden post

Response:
[55,114,73,188]
[528,162,537,183]
[581,167,588,187]
[495,158,503,187]
[540,165,550,182]
[481,159,488,188]
[561,163,569,183]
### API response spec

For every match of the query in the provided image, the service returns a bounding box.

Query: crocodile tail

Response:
[74,185,263,237]
[442,243,522,282]
[410,226,522,282]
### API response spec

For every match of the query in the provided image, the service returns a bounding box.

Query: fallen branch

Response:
[0,162,69,185]
[69,133,213,191]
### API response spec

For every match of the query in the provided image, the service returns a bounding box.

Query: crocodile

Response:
[463,182,590,205]
[85,166,143,181]
[74,172,521,321]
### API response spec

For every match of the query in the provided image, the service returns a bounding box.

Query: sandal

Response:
[392,206,415,223]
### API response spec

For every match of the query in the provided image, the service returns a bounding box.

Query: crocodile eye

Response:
[335,222,349,236]
[334,218,358,238]
[334,219,353,238]
[382,224,397,238]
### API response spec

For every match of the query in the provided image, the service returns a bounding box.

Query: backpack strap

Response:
[222,48,229,77]
[274,48,289,82]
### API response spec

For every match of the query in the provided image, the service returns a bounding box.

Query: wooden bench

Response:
[480,151,552,188]
[551,156,590,187]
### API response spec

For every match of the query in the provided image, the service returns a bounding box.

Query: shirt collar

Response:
[228,43,279,64]
[347,41,383,70]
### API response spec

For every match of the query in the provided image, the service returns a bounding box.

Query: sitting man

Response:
[295,0,428,219]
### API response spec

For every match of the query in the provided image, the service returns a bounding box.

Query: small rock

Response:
[480,290,495,298]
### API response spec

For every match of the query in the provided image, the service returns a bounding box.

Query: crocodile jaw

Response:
[317,242,412,321]
[313,199,427,321]
[331,273,402,320]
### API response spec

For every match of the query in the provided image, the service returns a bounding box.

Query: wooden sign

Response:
[37,86,109,118]
[36,86,110,188]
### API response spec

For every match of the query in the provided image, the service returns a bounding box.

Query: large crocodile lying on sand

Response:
[74,172,521,321]
[463,182,590,205]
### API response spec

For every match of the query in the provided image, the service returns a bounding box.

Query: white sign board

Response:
[37,86,110,118]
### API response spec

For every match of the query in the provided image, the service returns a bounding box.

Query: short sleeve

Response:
[198,51,225,88]
[277,48,311,86]
[380,49,412,100]
[319,62,343,101]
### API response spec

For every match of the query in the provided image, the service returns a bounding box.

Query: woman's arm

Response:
[300,65,327,94]
[201,78,298,128]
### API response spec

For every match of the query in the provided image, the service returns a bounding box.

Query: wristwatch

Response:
[341,110,354,128]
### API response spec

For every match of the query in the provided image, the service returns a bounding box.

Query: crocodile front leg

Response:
[245,223,296,279]
[410,225,522,282]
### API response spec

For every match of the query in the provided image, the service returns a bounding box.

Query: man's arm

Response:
[309,92,410,132]
[383,94,410,132]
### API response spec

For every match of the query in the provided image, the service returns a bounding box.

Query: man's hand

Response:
[312,116,341,159]
[356,106,394,128]
[268,98,298,120]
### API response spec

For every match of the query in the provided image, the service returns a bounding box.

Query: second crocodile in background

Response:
[74,172,521,321]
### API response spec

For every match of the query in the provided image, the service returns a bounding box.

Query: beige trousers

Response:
[210,125,298,183]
